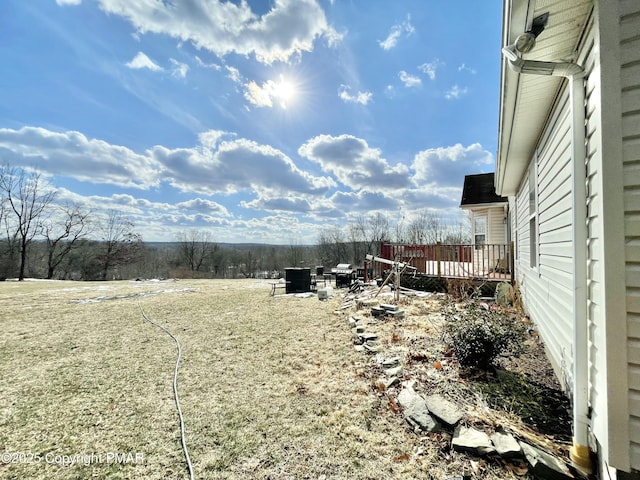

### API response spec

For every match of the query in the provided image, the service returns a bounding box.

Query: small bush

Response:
[443,299,526,370]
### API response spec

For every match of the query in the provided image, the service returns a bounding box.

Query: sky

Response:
[0,0,503,244]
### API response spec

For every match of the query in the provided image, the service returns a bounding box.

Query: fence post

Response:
[436,241,442,277]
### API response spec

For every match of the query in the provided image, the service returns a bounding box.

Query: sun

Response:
[271,75,297,109]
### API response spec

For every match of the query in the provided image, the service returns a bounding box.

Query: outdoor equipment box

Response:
[285,268,311,294]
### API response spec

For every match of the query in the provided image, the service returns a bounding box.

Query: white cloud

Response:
[329,190,399,212]
[338,85,373,105]
[418,60,441,80]
[176,198,231,217]
[125,51,163,71]
[152,136,335,196]
[56,0,82,5]
[241,195,313,213]
[412,143,493,187]
[299,134,411,190]
[90,0,339,64]
[243,76,299,109]
[458,63,477,74]
[170,58,189,78]
[445,85,468,99]
[398,71,421,88]
[226,66,242,84]
[194,56,221,70]
[378,15,415,50]
[0,127,161,189]
[198,130,232,149]
[0,126,335,201]
[244,80,275,108]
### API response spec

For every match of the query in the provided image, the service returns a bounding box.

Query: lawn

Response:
[0,279,570,479]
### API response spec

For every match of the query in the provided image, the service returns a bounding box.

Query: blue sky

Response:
[0,0,502,244]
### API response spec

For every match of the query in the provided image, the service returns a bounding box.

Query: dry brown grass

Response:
[0,279,569,479]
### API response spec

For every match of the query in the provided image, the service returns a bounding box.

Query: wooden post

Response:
[436,241,442,277]
[510,241,515,284]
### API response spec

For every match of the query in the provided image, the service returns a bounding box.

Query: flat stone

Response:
[388,309,405,318]
[385,365,403,377]
[491,432,522,458]
[351,325,365,334]
[397,386,420,409]
[381,356,401,368]
[397,387,440,433]
[380,303,399,311]
[354,345,365,352]
[452,426,495,455]
[523,443,574,478]
[424,394,464,426]
[406,407,439,432]
[358,332,378,341]
[363,343,379,354]
[385,376,400,389]
[520,442,574,480]
[371,307,386,317]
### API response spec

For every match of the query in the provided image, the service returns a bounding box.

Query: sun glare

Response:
[272,75,297,109]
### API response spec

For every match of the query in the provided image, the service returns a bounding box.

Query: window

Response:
[474,215,487,250]
[528,162,537,268]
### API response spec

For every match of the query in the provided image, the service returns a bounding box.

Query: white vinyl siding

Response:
[469,207,507,246]
[503,0,638,471]
[582,11,610,464]
[620,0,640,468]
[514,85,574,391]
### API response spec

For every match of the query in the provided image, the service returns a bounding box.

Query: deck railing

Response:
[374,242,513,282]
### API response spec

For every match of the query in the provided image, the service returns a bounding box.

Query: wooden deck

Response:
[373,242,513,283]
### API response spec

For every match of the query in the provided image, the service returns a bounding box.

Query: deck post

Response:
[509,241,515,284]
[436,241,442,277]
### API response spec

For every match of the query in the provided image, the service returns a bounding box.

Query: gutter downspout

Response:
[503,55,592,472]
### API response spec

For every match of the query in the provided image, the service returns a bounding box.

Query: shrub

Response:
[443,299,526,370]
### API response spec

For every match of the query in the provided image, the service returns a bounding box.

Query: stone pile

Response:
[342,298,579,480]
[371,303,405,318]
[394,383,575,480]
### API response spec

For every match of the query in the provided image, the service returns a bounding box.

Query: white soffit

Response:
[497,0,592,195]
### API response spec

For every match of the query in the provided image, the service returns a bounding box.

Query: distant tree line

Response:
[316,211,471,268]
[0,163,471,281]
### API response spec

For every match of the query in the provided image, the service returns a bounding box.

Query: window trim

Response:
[473,214,487,250]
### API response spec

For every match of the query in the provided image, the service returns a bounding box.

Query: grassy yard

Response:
[0,279,568,479]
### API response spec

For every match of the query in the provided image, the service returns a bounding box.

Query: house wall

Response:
[618,0,640,469]
[511,1,640,470]
[583,9,617,469]
[469,206,506,245]
[513,84,575,391]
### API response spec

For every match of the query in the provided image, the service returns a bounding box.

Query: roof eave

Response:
[460,201,509,210]
[496,0,533,196]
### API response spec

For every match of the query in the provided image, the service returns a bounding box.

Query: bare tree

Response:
[96,210,143,280]
[365,212,390,255]
[317,227,348,267]
[0,169,15,278]
[42,204,92,279]
[176,229,216,272]
[0,165,55,280]
[287,238,304,267]
[406,211,448,244]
